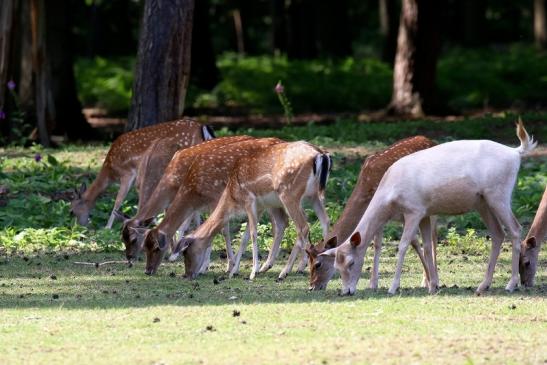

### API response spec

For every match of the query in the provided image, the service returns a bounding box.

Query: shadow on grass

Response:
[0,251,545,310]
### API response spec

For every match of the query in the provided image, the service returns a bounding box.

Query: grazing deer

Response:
[172,141,332,280]
[520,185,546,287]
[121,135,254,262]
[142,137,285,276]
[70,118,215,228]
[307,136,437,291]
[320,119,536,295]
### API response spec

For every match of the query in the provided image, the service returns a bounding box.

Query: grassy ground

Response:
[0,117,546,364]
[0,249,545,365]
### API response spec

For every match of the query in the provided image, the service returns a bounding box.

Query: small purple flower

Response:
[0,109,5,120]
[274,81,284,94]
[7,80,16,91]
[34,153,42,162]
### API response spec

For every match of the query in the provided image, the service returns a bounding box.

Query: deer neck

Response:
[353,194,393,249]
[323,169,377,248]
[81,168,112,208]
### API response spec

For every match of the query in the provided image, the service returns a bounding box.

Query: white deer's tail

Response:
[515,117,537,155]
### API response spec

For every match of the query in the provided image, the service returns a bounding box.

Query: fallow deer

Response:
[321,119,536,295]
[142,137,285,276]
[171,141,332,280]
[307,136,437,291]
[520,185,546,287]
[121,135,254,262]
[70,118,214,228]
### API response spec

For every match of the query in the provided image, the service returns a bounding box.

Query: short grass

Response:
[0,248,545,365]
[0,117,546,364]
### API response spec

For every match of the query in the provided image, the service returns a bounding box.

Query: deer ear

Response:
[318,247,337,258]
[526,236,537,249]
[113,210,130,222]
[305,243,315,256]
[79,182,87,195]
[157,233,169,251]
[350,232,362,247]
[324,236,338,249]
[173,237,194,255]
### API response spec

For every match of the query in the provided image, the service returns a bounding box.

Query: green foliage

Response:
[444,227,490,256]
[74,57,134,114]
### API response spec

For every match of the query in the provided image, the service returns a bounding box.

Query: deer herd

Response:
[70,117,544,295]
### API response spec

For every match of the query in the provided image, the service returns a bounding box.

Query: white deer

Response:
[321,119,536,295]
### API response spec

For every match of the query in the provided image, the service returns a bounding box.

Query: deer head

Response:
[121,215,154,262]
[307,236,338,290]
[519,237,539,287]
[70,183,90,226]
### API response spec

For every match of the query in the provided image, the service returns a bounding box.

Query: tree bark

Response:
[0,0,16,114]
[379,0,398,64]
[127,0,195,131]
[388,0,441,117]
[535,0,547,49]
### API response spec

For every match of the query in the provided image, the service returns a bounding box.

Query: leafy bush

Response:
[444,227,490,256]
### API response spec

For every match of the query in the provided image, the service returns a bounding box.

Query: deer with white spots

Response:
[321,119,536,296]
[307,136,437,291]
[142,137,285,276]
[173,141,332,281]
[70,118,215,228]
[121,136,254,263]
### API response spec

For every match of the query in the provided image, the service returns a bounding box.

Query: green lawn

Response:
[0,117,546,364]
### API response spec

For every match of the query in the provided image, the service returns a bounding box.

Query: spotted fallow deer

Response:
[142,137,285,276]
[321,119,536,296]
[306,136,437,291]
[519,185,546,287]
[172,141,332,281]
[121,135,254,262]
[70,118,215,228]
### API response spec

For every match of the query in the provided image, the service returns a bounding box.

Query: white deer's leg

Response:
[475,200,510,294]
[370,229,383,290]
[260,208,288,273]
[198,245,212,274]
[106,174,135,229]
[389,214,422,295]
[418,217,437,293]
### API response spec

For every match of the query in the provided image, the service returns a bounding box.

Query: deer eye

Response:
[314,262,322,269]
[348,260,355,268]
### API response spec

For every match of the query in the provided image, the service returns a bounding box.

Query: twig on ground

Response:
[73,260,130,268]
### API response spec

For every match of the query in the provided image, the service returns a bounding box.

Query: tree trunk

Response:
[379,0,398,64]
[127,0,195,131]
[535,0,547,49]
[30,0,52,146]
[0,0,16,113]
[46,0,97,140]
[388,0,441,117]
[191,0,219,90]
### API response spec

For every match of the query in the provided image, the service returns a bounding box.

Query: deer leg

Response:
[418,217,437,294]
[229,223,251,278]
[260,208,289,273]
[389,213,422,295]
[311,194,330,238]
[106,173,136,229]
[278,194,310,280]
[370,229,383,290]
[475,201,507,294]
[221,222,235,272]
[244,201,260,280]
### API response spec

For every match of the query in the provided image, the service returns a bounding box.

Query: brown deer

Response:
[170,141,331,281]
[306,136,437,291]
[70,118,214,228]
[142,137,286,276]
[520,185,546,287]
[121,135,255,262]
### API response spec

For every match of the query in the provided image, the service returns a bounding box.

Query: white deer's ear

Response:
[318,247,337,258]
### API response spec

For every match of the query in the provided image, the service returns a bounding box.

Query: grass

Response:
[0,248,545,364]
[0,117,546,364]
